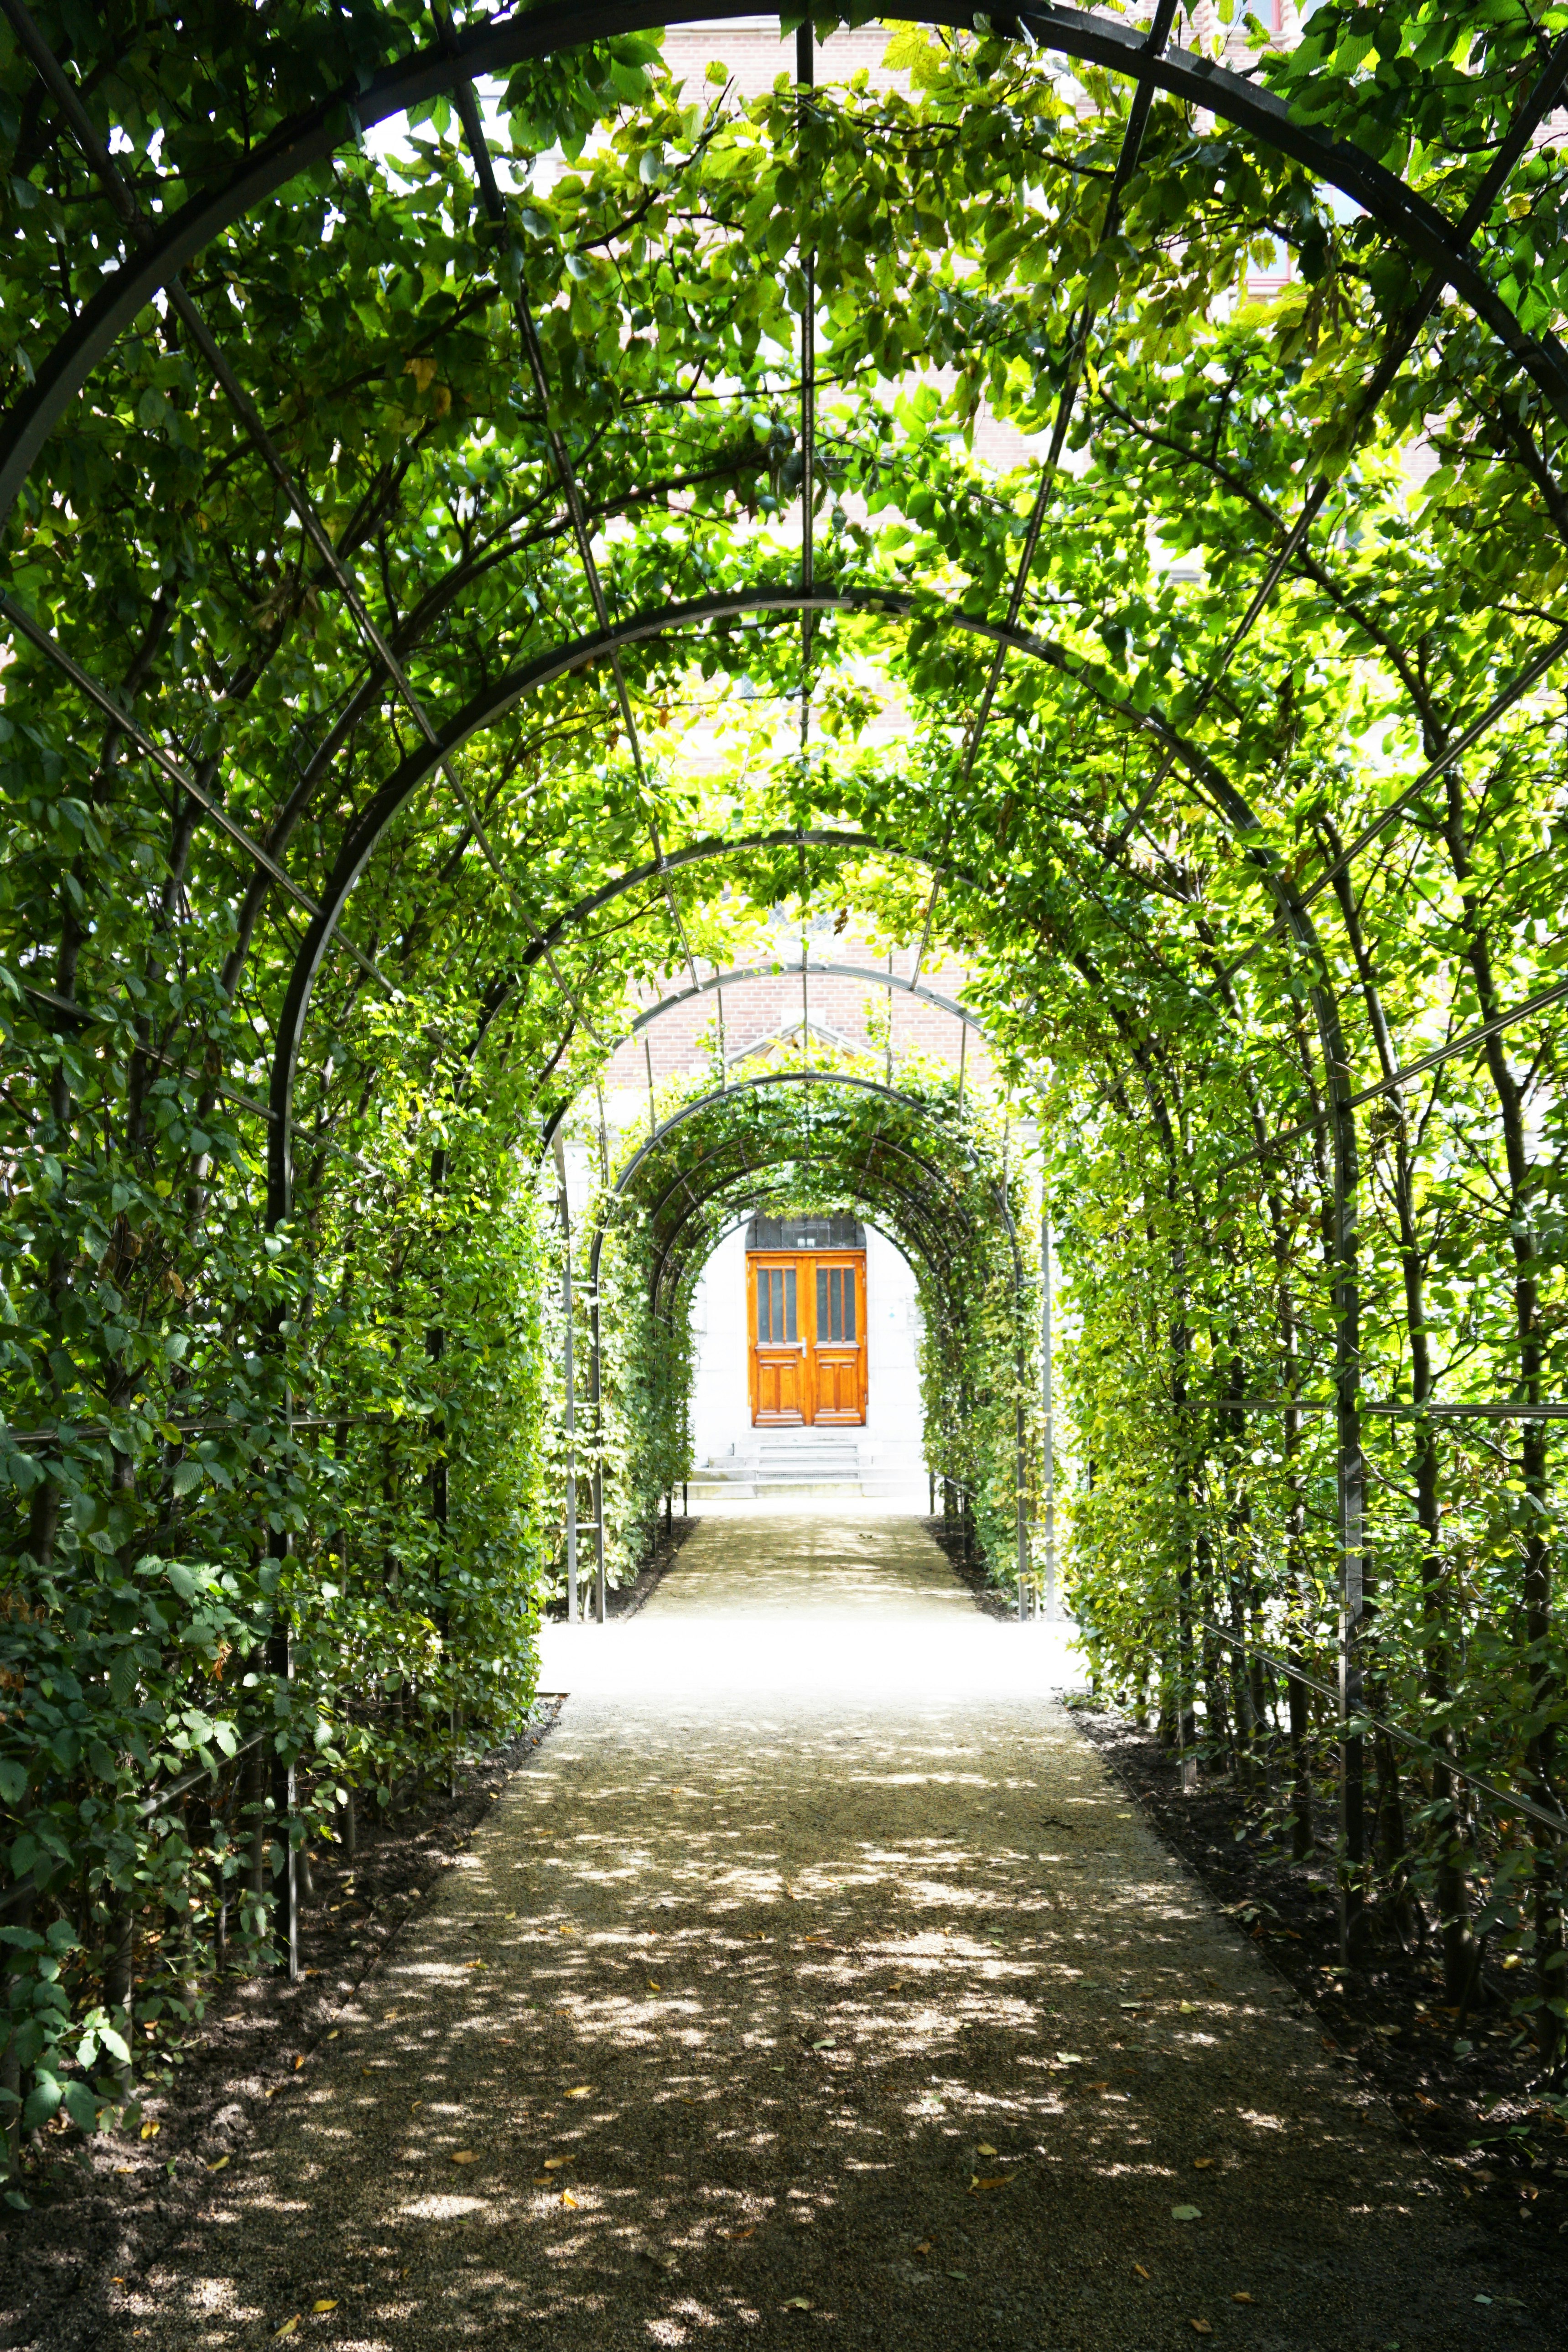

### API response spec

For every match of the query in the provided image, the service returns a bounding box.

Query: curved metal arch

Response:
[627,959,995,1049]
[266,578,1324,1218]
[5,2,1566,533]
[652,1176,966,1345]
[587,1066,1028,1583]
[643,1117,987,1315]
[633,1086,983,1255]
[646,1155,969,1323]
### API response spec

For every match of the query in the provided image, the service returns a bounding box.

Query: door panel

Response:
[748,1252,806,1424]
[748,1250,866,1427]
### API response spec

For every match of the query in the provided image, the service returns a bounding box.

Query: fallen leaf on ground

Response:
[1053,2052,1083,2065]
[114,2167,133,2175]
[1190,2323,1213,2337]
[542,2156,570,2170]
[913,2240,932,2256]
[1232,2291,1255,2304]
[719,2226,755,2240]
[566,2086,591,2099]
[326,2030,339,2041]
[311,2302,338,2314]
[1171,2206,1201,2222]
[970,2175,1011,2193]
[140,2122,160,2141]
[976,2143,998,2157]
[560,2190,579,2208]
[810,2038,837,2051]
[647,1980,662,1990]
[1089,2081,1111,2092]
[1193,2157,1215,2170]
[208,2155,230,2172]
[558,1925,574,1936]
[272,2322,299,2341]
[1179,2002,1196,2015]
[450,2150,479,2165]
[1133,2264,1150,2279]
[783,2296,813,2310]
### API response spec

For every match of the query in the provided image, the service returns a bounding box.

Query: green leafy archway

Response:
[6,0,1568,2164]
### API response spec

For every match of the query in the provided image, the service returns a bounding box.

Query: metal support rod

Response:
[1041,1193,1057,1621]
[1110,22,1568,860]
[269,1379,300,1983]
[589,1256,607,1626]
[802,935,810,1068]
[965,0,1179,779]
[554,1137,578,1626]
[1193,1616,1568,1843]
[1221,962,1568,1175]
[0,593,389,995]
[797,15,815,750]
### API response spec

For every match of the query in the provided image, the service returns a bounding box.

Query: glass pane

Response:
[758,1267,770,1341]
[817,1266,828,1339]
[771,1268,783,1340]
[845,1267,857,1341]
[830,1267,842,1340]
[784,1266,797,1340]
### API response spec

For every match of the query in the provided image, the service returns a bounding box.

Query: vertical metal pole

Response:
[644,1034,657,1143]
[797,12,815,747]
[802,939,810,1067]
[589,1260,606,1626]
[270,1380,299,1980]
[1331,1056,1366,1963]
[1041,1194,1057,1620]
[554,1138,578,1626]
[591,1095,609,1625]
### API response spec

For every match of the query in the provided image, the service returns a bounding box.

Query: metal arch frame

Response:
[580,1068,1017,1608]
[3,0,1567,536]
[649,1159,968,1329]
[262,579,1359,1832]
[255,575,1361,1859]
[643,1119,986,1315]
[0,0,1536,1962]
[636,1107,979,1272]
[264,577,1346,1222]
[625,958,995,1049]
[582,1067,1032,1588]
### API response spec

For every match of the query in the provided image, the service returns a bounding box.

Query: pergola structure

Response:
[5,0,1568,2141]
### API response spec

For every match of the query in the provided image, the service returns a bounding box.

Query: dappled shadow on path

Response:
[116,1512,1519,2351]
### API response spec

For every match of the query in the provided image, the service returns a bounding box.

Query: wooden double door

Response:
[747,1249,867,1426]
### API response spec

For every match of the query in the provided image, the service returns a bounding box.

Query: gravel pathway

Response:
[104,1508,1532,2351]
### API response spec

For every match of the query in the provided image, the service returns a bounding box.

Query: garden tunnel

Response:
[3,0,1568,2165]
[572,1060,1033,1618]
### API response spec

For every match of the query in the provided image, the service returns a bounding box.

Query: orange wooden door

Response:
[748,1254,808,1424]
[807,1252,866,1425]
